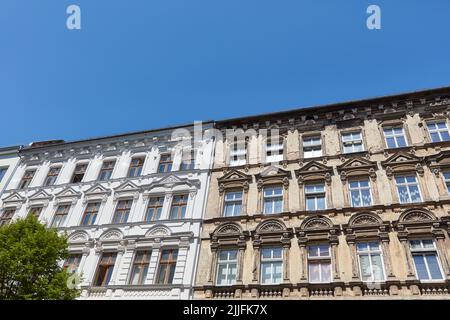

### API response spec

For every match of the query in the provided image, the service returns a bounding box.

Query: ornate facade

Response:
[0,123,215,299]
[194,87,450,299]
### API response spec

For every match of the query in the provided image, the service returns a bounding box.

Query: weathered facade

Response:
[194,87,450,299]
[0,123,215,299]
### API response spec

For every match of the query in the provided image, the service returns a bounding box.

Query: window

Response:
[71,163,87,183]
[410,240,444,281]
[112,200,132,224]
[158,154,173,173]
[169,195,188,219]
[357,242,385,282]
[81,202,100,226]
[223,191,243,217]
[216,250,238,286]
[51,205,70,228]
[28,206,43,219]
[145,197,164,222]
[0,167,8,183]
[94,253,117,286]
[0,209,15,226]
[260,247,283,284]
[395,175,422,204]
[98,160,115,180]
[64,254,82,274]
[263,186,283,214]
[444,171,450,194]
[180,150,196,171]
[303,136,322,158]
[305,183,326,211]
[156,249,178,284]
[427,121,450,143]
[44,167,61,186]
[129,250,151,285]
[19,169,36,189]
[128,157,145,177]
[342,131,364,153]
[308,245,331,283]
[229,142,246,166]
[349,179,372,207]
[266,139,283,163]
[383,127,407,148]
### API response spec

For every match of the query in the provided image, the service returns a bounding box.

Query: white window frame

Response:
[383,126,408,148]
[223,191,243,217]
[443,171,450,195]
[229,143,247,166]
[410,239,444,282]
[263,186,283,214]
[260,247,283,284]
[266,139,284,163]
[303,136,322,158]
[348,179,373,207]
[427,121,450,143]
[341,131,364,154]
[305,183,326,211]
[356,242,386,282]
[307,245,332,283]
[395,175,423,204]
[216,249,238,286]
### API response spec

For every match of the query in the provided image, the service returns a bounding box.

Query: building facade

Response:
[0,123,215,299]
[0,145,21,200]
[194,87,450,299]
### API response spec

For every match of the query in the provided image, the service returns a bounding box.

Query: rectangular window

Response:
[169,195,188,220]
[28,206,43,219]
[156,249,178,284]
[342,131,364,154]
[158,154,173,173]
[0,208,15,226]
[81,202,100,226]
[266,139,284,163]
[71,163,87,183]
[383,127,407,148]
[51,205,70,228]
[427,121,450,143]
[19,169,36,189]
[180,150,196,171]
[349,179,372,207]
[128,157,145,177]
[223,191,243,217]
[410,240,444,281]
[395,175,422,204]
[94,253,117,286]
[64,254,82,274]
[303,136,322,158]
[260,247,283,284]
[357,242,385,282]
[216,250,238,286]
[129,250,151,285]
[44,166,61,186]
[444,171,450,194]
[112,200,132,224]
[229,143,247,166]
[263,186,283,214]
[308,245,331,283]
[305,183,326,211]
[0,167,8,183]
[145,197,164,222]
[98,160,116,181]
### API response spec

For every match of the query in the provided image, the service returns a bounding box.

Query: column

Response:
[380,235,395,278]
[298,180,305,211]
[282,241,290,283]
[108,242,125,286]
[236,238,246,284]
[242,182,249,215]
[347,236,359,280]
[283,177,289,212]
[146,242,161,283]
[330,237,340,280]
[207,247,218,284]
[298,239,307,281]
[398,234,415,279]
[256,180,263,214]
[252,242,261,283]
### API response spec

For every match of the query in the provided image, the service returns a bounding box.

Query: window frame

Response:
[51,204,71,228]
[64,254,82,274]
[426,120,450,143]
[80,202,100,226]
[98,160,116,181]
[356,242,386,282]
[348,178,373,207]
[260,247,283,285]
[94,252,117,287]
[307,244,332,284]
[112,199,133,224]
[0,167,8,183]
[383,126,408,149]
[145,196,165,222]
[44,166,61,186]
[341,131,365,154]
[28,206,43,219]
[127,157,145,178]
[155,248,178,285]
[263,185,284,215]
[223,190,243,217]
[410,239,445,282]
[169,194,188,220]
[129,250,152,285]
[229,140,247,167]
[158,154,173,173]
[304,183,326,211]
[302,135,323,159]
[71,163,88,184]
[395,174,423,204]
[215,249,238,286]
[265,138,284,163]
[19,169,36,189]
[0,208,15,226]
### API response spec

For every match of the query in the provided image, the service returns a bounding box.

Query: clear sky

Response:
[1,1,450,146]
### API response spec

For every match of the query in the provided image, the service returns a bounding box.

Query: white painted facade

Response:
[0,146,21,198]
[0,124,215,299]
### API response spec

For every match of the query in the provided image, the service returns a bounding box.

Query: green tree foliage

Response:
[0,215,80,300]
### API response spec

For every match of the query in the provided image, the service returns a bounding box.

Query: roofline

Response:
[215,85,450,125]
[0,145,22,156]
[22,121,214,152]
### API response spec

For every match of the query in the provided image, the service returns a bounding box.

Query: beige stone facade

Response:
[194,87,450,299]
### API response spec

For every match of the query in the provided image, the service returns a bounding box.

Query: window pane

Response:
[309,263,320,282]
[359,255,372,281]
[413,255,429,280]
[371,254,385,281]
[425,254,443,280]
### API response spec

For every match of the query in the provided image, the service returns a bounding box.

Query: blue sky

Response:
[1,1,450,146]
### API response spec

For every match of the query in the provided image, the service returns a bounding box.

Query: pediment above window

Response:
[252,219,291,246]
[149,174,200,190]
[297,216,338,243]
[211,222,245,248]
[84,183,112,197]
[28,190,52,201]
[255,166,291,188]
[300,216,333,230]
[337,157,377,180]
[99,228,124,242]
[114,181,140,193]
[2,192,26,205]
[217,169,252,193]
[295,161,333,185]
[68,230,90,243]
[395,208,441,237]
[344,212,389,240]
[145,225,172,238]
[381,151,424,178]
[55,187,82,200]
[427,150,450,173]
